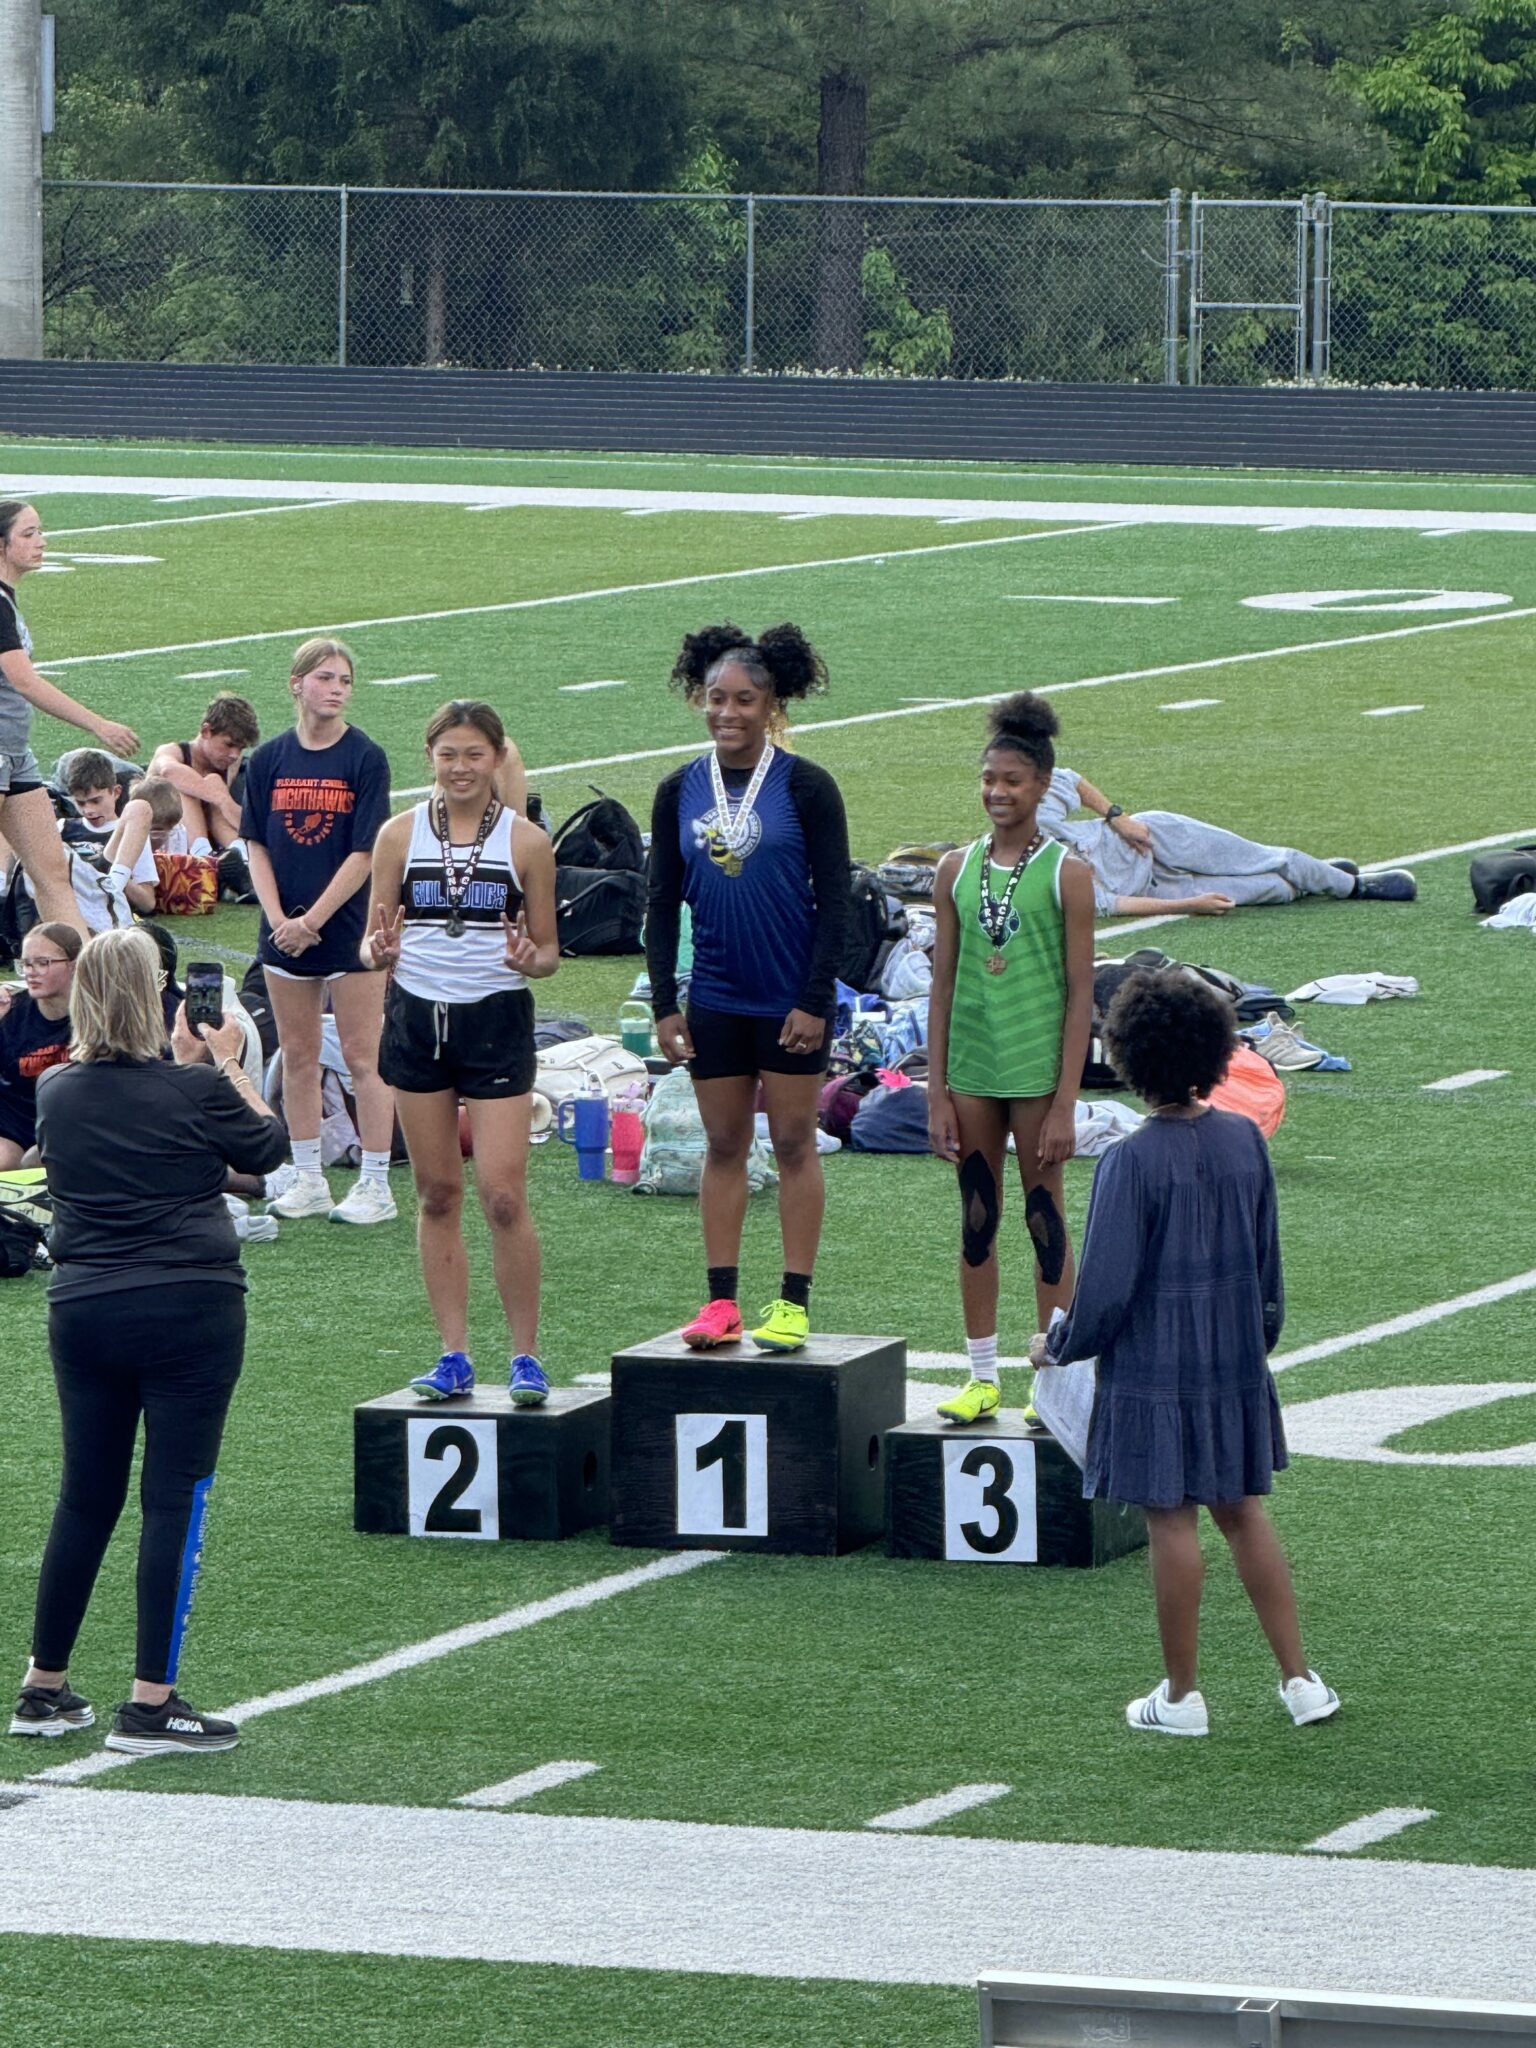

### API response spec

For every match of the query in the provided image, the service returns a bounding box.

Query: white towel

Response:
[1286,972,1419,1005]
[1482,891,1536,932]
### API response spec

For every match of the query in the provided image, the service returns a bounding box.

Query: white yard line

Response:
[36,521,1121,674]
[455,1761,601,1809]
[45,500,344,540]
[178,667,249,680]
[27,1549,722,1789]
[1161,697,1222,709]
[1269,1267,1536,1376]
[17,470,1536,530]
[3,1789,1532,2002]
[867,1784,1013,1831]
[367,672,437,688]
[1002,594,1178,605]
[560,679,628,692]
[1363,704,1425,717]
[1423,1070,1510,1092]
[1306,1809,1439,1855]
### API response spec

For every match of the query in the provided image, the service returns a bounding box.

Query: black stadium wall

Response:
[4,361,1536,473]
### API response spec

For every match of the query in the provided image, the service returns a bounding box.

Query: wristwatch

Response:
[1105,804,1125,824]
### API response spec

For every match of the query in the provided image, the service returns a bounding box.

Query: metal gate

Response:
[1186,197,1309,385]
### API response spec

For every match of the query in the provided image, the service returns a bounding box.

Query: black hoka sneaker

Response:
[217,846,259,904]
[105,1692,239,1754]
[8,1682,95,1738]
[1352,868,1417,902]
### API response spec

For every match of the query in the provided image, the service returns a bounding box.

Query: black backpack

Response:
[842,862,903,993]
[552,790,645,874]
[1470,844,1536,915]
[555,869,646,955]
[0,1195,48,1278]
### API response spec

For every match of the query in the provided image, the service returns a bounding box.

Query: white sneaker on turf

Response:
[329,1176,398,1226]
[268,1171,333,1219]
[264,1163,297,1203]
[1280,1670,1340,1726]
[1125,1680,1209,1736]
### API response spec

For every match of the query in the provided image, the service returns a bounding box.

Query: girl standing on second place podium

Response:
[364,701,559,1406]
[927,693,1095,1426]
[647,622,851,1354]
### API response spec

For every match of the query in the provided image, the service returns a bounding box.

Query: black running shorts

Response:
[685,1002,836,1082]
[380,984,536,1100]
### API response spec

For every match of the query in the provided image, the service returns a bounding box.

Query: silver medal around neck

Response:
[708,743,775,871]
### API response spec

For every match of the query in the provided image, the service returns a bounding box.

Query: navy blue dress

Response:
[1045,1107,1288,1510]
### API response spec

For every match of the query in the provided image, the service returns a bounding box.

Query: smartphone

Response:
[185,961,225,1034]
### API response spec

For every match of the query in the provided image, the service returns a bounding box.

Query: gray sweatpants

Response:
[1140,812,1355,907]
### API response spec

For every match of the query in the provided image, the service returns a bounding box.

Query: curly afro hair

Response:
[669,621,829,705]
[1102,969,1236,1106]
[983,691,1057,773]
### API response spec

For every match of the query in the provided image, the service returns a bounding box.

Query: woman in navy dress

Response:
[1038,970,1339,1737]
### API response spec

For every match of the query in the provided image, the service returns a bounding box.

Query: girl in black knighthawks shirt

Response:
[241,638,393,1227]
[365,699,560,1408]
[647,622,850,1357]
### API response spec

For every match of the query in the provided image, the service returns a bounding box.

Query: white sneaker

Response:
[269,1171,333,1219]
[264,1164,297,1203]
[1280,1670,1340,1726]
[1126,1680,1209,1736]
[329,1176,398,1226]
[235,1211,280,1244]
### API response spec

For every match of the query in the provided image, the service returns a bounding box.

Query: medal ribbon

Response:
[433,794,500,928]
[708,743,775,857]
[979,831,1042,948]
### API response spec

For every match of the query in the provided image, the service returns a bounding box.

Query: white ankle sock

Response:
[360,1150,390,1184]
[190,835,214,858]
[966,1335,1000,1385]
[291,1139,322,1176]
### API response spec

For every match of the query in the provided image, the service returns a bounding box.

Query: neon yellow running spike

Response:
[936,1378,1002,1426]
[749,1299,810,1352]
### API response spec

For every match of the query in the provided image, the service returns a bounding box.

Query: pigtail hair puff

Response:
[985,690,1058,773]
[670,623,754,701]
[669,621,829,707]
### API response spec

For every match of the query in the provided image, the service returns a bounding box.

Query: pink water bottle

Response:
[609,1106,644,1185]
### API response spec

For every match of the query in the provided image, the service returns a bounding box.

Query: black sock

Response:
[781,1270,812,1309]
[707,1266,739,1303]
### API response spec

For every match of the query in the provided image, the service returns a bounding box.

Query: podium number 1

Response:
[941,1437,1037,1564]
[676,1413,768,1536]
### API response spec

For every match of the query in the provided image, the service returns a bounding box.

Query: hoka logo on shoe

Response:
[166,1717,201,1733]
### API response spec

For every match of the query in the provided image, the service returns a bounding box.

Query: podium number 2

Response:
[676,1413,768,1536]
[941,1437,1037,1564]
[407,1417,500,1540]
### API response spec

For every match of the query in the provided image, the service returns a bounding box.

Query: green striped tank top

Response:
[946,836,1068,1100]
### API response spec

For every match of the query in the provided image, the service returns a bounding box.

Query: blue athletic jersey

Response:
[669,750,819,1016]
[241,725,391,976]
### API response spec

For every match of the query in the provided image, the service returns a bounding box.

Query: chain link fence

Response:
[37,177,1536,393]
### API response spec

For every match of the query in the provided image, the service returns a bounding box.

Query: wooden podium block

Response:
[885,1411,1147,1568]
[353,1386,610,1542]
[609,1331,906,1556]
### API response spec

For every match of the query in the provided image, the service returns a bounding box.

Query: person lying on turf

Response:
[1031,967,1339,1737]
[1036,763,1416,915]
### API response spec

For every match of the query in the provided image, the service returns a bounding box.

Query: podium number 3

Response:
[941,1436,1038,1564]
[407,1416,500,1541]
[676,1413,769,1536]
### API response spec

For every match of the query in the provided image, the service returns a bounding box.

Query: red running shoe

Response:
[681,1298,744,1349]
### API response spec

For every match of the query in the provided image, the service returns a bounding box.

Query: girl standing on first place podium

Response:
[647,623,851,1354]
[364,701,559,1406]
[927,693,1096,1427]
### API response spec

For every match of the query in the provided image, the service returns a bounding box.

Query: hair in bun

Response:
[670,621,829,706]
[984,691,1058,773]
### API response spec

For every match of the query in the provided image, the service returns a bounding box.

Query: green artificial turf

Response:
[2,436,1535,2045]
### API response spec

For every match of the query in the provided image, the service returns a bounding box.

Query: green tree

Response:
[1345,0,1536,201]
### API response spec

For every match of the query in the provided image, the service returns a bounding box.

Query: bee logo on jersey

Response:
[691,804,763,878]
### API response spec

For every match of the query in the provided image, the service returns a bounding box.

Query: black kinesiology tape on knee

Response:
[959,1151,1000,1268]
[1026,1184,1068,1287]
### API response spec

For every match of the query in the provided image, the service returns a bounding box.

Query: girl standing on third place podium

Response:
[927,693,1095,1427]
[364,701,559,1406]
[647,623,850,1354]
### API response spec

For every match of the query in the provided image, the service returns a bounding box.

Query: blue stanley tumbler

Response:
[557,1079,610,1181]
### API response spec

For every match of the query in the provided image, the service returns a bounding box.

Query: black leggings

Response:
[33,1282,245,1686]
